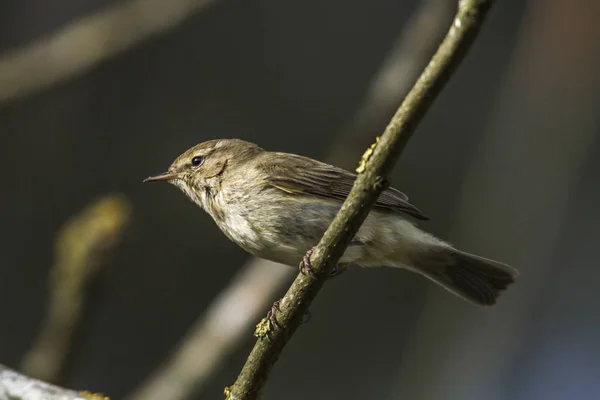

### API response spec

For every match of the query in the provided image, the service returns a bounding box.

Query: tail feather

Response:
[412,247,518,306]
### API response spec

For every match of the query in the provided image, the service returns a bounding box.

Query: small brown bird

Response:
[145,139,517,305]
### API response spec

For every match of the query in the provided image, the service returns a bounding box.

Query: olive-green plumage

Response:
[145,138,518,305]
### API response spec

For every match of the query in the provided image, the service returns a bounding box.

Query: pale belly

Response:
[212,195,372,267]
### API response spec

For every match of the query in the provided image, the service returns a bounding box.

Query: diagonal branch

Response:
[228,0,496,398]
[126,0,455,400]
[124,2,454,399]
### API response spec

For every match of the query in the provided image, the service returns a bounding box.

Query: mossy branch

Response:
[228,0,495,398]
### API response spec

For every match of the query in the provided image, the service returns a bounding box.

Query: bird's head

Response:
[144,138,263,207]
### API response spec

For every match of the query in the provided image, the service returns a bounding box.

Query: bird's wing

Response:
[260,152,429,220]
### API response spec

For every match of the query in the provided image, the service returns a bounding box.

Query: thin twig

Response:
[228,1,496,398]
[20,195,131,383]
[0,0,218,103]
[0,363,108,400]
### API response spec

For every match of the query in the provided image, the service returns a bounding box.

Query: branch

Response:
[124,1,454,399]
[0,0,218,103]
[228,0,495,398]
[0,364,107,400]
[20,195,131,383]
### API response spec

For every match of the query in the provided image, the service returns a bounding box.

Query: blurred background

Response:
[1,0,599,399]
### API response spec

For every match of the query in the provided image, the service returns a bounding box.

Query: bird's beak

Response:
[143,171,178,183]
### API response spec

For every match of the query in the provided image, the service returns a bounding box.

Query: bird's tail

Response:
[408,246,518,306]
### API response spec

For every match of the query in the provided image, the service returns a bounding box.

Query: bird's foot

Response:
[299,248,317,277]
[255,299,282,338]
[266,300,281,331]
[299,247,345,278]
[260,299,310,334]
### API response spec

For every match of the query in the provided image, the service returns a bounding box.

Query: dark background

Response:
[1,0,599,399]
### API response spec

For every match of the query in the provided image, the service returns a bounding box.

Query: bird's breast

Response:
[205,186,324,264]
[205,187,266,253]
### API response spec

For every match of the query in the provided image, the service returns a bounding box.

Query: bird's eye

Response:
[191,156,204,167]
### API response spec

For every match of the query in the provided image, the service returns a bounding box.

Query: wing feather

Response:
[261,153,429,220]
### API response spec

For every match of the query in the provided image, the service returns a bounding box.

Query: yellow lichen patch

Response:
[356,136,380,174]
[80,391,110,400]
[254,317,271,338]
[224,386,232,400]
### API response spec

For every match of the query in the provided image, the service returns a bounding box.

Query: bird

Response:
[144,138,518,306]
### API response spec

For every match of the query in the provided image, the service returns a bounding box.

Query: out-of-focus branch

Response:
[229,1,495,398]
[20,195,131,383]
[0,363,108,400]
[329,0,454,168]
[125,259,293,400]
[0,0,218,103]
[124,2,454,399]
